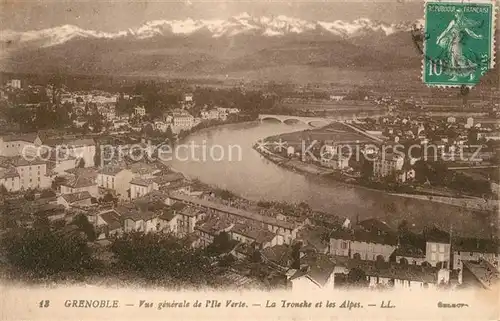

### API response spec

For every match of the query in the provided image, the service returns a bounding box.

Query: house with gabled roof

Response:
[393,244,427,266]
[195,215,234,247]
[95,210,123,239]
[60,175,98,197]
[176,205,207,236]
[57,191,93,209]
[130,172,185,200]
[0,133,42,157]
[44,137,96,168]
[0,155,51,190]
[289,254,336,291]
[452,237,499,271]
[97,166,134,200]
[329,222,398,262]
[230,223,284,250]
[261,244,294,272]
[0,166,20,192]
[337,258,449,290]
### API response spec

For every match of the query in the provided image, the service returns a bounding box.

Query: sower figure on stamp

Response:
[436,8,484,81]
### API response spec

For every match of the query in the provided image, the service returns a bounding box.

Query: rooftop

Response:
[99,210,122,231]
[0,167,19,180]
[130,177,154,187]
[357,218,394,234]
[297,225,330,253]
[453,237,500,254]
[290,253,336,287]
[61,176,96,188]
[393,244,426,258]
[0,133,39,143]
[0,156,47,167]
[152,173,184,185]
[61,191,92,204]
[65,167,99,177]
[45,137,95,147]
[169,192,296,230]
[261,244,293,269]
[179,205,206,217]
[122,208,157,222]
[231,223,277,245]
[195,216,233,235]
[345,258,439,283]
[128,162,159,176]
[98,166,126,176]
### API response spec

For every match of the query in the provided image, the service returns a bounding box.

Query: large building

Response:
[329,219,398,262]
[0,156,51,190]
[60,175,98,197]
[172,110,195,129]
[45,138,96,168]
[373,152,404,180]
[97,166,134,200]
[0,133,42,157]
[6,79,21,89]
[0,167,20,192]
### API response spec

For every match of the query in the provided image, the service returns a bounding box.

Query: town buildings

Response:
[97,166,134,200]
[171,109,195,130]
[0,156,51,190]
[372,153,404,180]
[134,105,146,117]
[45,138,96,168]
[329,222,398,262]
[60,175,99,197]
[0,133,42,157]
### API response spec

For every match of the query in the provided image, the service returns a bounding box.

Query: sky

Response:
[1,0,424,32]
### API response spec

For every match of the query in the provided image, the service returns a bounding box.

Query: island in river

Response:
[166,120,497,239]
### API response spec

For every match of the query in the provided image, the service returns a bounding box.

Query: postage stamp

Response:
[423,0,496,87]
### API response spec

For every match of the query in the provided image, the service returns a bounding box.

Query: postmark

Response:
[423,0,496,87]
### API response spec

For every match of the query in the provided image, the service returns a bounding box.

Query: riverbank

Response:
[253,144,333,176]
[252,141,498,212]
[176,115,257,141]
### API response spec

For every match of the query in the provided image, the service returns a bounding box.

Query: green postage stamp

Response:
[423,0,496,87]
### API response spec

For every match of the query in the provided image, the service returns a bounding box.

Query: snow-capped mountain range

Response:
[2,13,424,48]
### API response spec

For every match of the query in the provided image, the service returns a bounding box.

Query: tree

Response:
[208,232,233,255]
[76,158,86,168]
[110,232,212,285]
[51,176,67,191]
[3,227,94,278]
[360,154,374,179]
[218,254,235,268]
[73,214,96,241]
[291,242,302,269]
[102,192,116,204]
[94,145,102,167]
[217,189,236,201]
[250,248,262,263]
[40,189,56,198]
[32,215,50,231]
[0,184,8,195]
[165,126,174,143]
[347,268,368,287]
[24,190,35,201]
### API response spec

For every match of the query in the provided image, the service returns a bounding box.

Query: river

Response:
[167,121,496,238]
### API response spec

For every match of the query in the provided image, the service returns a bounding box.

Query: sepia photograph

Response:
[0,0,499,320]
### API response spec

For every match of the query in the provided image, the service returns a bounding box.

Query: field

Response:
[264,122,375,148]
[454,167,500,183]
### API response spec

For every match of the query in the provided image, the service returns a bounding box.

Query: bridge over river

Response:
[258,114,357,126]
[258,114,384,142]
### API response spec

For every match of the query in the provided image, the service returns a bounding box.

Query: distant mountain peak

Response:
[2,14,420,49]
